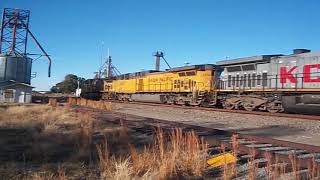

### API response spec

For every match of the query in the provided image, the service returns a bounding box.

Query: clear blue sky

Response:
[1,0,320,90]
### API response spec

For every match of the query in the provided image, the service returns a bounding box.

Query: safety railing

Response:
[218,71,320,91]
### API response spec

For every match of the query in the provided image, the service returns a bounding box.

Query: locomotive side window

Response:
[236,75,239,87]
[227,75,231,87]
[178,72,186,77]
[257,75,261,85]
[186,71,196,76]
[262,73,268,86]
[242,64,255,71]
[252,73,256,87]
[227,66,241,72]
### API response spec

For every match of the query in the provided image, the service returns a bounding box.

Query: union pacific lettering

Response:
[280,64,320,83]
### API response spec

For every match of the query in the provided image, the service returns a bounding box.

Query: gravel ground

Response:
[113,103,320,146]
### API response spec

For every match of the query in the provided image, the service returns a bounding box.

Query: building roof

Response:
[0,80,34,88]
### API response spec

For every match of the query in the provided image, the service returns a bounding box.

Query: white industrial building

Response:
[0,80,33,103]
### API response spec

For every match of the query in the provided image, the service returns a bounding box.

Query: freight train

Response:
[82,49,320,115]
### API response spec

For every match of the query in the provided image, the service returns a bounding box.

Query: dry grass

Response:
[0,105,77,130]
[0,163,70,180]
[247,148,257,180]
[231,134,239,177]
[0,104,98,131]
[29,167,66,180]
[0,105,101,179]
[97,127,208,180]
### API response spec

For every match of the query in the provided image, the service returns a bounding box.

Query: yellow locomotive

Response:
[101,64,222,106]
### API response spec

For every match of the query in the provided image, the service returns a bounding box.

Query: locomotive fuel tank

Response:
[282,95,320,115]
[131,94,163,103]
[301,94,320,104]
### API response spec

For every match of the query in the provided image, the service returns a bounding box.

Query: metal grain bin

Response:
[0,54,32,84]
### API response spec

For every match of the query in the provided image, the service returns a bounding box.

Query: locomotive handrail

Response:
[219,73,320,91]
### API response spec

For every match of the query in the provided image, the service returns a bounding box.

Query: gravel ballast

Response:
[114,103,320,146]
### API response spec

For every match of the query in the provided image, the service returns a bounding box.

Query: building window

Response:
[240,76,243,86]
[248,74,251,88]
[243,74,247,87]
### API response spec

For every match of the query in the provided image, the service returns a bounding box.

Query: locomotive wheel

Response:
[266,106,280,113]
[200,101,210,108]
[167,100,174,105]
[266,102,283,113]
[242,103,256,111]
[160,96,167,104]
[175,98,185,105]
[166,96,174,105]
[222,102,235,110]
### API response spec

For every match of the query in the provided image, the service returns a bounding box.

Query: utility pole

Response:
[106,48,112,78]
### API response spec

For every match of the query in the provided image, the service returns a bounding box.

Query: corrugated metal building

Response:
[0,80,33,103]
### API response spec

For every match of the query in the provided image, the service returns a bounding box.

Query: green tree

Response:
[50,74,85,93]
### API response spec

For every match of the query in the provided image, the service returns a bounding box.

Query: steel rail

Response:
[110,100,320,121]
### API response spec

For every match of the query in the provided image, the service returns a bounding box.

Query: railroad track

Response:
[77,106,320,179]
[110,100,320,121]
